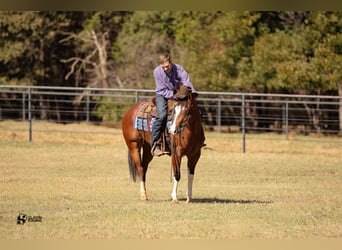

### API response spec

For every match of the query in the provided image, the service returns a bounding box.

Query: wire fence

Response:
[0,85,341,152]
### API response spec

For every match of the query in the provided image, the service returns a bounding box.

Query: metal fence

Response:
[0,85,341,152]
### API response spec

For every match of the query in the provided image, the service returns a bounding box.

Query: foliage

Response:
[1,11,341,93]
[0,11,341,126]
[92,95,131,124]
[113,11,177,89]
[0,11,87,86]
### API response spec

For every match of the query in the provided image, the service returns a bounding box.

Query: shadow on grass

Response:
[190,197,273,204]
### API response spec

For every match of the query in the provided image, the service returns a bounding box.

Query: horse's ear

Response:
[175,85,191,99]
[192,92,198,98]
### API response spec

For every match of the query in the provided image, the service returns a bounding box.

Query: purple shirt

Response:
[153,63,197,99]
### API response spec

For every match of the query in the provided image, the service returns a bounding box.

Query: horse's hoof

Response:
[140,193,148,201]
[186,198,193,203]
[171,199,179,204]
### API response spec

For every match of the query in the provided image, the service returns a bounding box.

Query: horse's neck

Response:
[189,99,200,117]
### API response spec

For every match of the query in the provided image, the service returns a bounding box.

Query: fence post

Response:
[217,99,221,133]
[86,93,90,123]
[135,91,139,103]
[28,87,32,142]
[22,92,26,121]
[241,94,246,153]
[285,101,289,140]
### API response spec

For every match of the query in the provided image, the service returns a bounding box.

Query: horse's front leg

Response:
[171,176,179,203]
[171,166,193,203]
[186,169,194,203]
[171,154,181,203]
[186,150,201,203]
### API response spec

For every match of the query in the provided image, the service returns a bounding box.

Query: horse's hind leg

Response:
[129,143,149,200]
[140,142,153,200]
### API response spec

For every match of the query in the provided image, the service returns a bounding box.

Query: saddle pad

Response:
[134,117,155,132]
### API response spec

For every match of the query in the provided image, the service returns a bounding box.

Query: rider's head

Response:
[159,52,172,73]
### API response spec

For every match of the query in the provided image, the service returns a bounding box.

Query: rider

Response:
[151,51,197,156]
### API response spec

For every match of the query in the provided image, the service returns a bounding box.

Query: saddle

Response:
[134,85,192,154]
[134,97,172,154]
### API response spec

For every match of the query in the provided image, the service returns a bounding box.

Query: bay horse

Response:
[121,86,205,203]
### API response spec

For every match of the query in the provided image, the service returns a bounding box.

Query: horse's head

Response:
[174,84,192,101]
[168,86,194,135]
[168,101,187,134]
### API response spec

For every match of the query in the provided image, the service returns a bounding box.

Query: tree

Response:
[0,11,43,85]
[59,12,132,122]
[239,11,342,131]
[0,11,90,120]
[113,11,177,89]
[305,12,342,132]
[60,11,130,90]
[0,11,87,86]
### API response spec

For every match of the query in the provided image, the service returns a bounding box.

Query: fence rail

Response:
[0,85,341,152]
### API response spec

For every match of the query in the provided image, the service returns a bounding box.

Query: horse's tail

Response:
[128,150,137,182]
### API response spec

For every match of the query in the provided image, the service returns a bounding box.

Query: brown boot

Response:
[151,143,163,157]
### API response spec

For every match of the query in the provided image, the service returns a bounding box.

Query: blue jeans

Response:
[151,94,168,145]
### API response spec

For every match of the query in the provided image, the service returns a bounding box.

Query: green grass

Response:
[0,121,341,239]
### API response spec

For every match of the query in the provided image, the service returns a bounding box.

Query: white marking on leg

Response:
[140,181,146,193]
[171,177,179,202]
[186,170,194,203]
[140,180,147,200]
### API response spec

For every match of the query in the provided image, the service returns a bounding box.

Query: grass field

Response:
[0,120,342,239]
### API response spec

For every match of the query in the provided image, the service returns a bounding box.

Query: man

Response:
[151,52,197,156]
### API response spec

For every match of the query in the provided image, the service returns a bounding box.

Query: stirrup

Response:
[151,142,163,157]
[151,142,170,157]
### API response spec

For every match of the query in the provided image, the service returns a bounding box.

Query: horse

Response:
[121,86,205,203]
